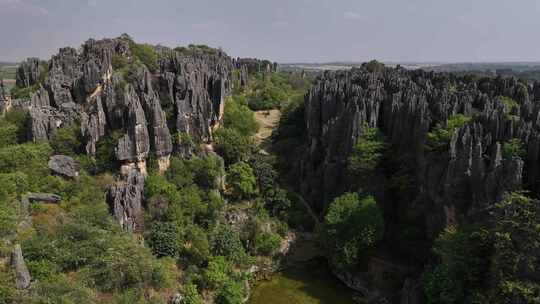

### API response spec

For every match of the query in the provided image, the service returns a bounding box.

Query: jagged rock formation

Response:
[10,244,31,289]
[106,169,145,232]
[302,68,535,230]
[233,58,278,87]
[301,67,540,300]
[48,155,80,178]
[15,57,41,88]
[9,35,251,229]
[0,79,7,114]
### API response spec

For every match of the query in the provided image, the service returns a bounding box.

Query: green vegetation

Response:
[499,96,520,112]
[0,58,320,304]
[245,72,310,111]
[323,192,384,270]
[128,41,159,73]
[175,44,221,57]
[425,192,540,304]
[426,114,472,152]
[364,60,385,73]
[348,126,387,177]
[226,162,258,200]
[502,138,525,159]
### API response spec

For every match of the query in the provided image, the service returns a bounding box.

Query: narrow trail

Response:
[253,109,320,226]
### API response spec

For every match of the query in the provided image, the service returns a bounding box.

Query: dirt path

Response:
[254,110,281,144]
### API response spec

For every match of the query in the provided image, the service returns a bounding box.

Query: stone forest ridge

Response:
[0,34,540,304]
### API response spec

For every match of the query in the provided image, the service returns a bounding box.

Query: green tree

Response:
[226,162,257,200]
[181,283,203,304]
[426,114,471,152]
[203,256,233,289]
[214,128,252,165]
[323,192,384,269]
[348,126,387,176]
[146,222,183,258]
[50,124,83,156]
[223,98,258,136]
[211,225,248,265]
[502,138,525,159]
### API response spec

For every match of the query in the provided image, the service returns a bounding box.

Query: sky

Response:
[1,0,540,63]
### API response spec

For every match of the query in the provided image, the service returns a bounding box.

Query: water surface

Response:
[249,259,359,304]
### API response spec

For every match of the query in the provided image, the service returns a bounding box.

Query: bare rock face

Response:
[49,155,80,178]
[10,244,31,289]
[16,58,41,88]
[0,79,8,115]
[106,169,145,232]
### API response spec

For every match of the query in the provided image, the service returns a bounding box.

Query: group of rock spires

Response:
[302,64,540,239]
[9,34,276,231]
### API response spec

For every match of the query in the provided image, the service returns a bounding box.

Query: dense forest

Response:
[1,34,540,304]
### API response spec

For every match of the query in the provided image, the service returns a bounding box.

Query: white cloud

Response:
[343,11,362,20]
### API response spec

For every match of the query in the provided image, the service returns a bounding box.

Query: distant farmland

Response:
[0,63,18,93]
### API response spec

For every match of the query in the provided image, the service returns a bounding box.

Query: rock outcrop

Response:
[10,244,31,289]
[301,66,540,298]
[48,155,80,178]
[15,57,41,88]
[0,79,8,114]
[302,68,534,230]
[106,168,145,232]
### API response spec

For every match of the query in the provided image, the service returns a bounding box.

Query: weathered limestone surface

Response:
[49,155,80,178]
[10,244,31,290]
[106,168,145,232]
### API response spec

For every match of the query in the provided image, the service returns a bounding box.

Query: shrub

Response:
[253,231,281,255]
[50,124,83,156]
[223,97,258,136]
[226,162,257,200]
[11,84,39,99]
[426,114,471,152]
[214,128,252,165]
[146,222,183,258]
[215,280,245,304]
[0,143,52,177]
[203,256,233,289]
[0,121,19,146]
[348,126,387,176]
[129,41,159,73]
[0,200,17,238]
[364,60,385,73]
[3,108,30,142]
[85,235,162,291]
[499,96,519,112]
[181,283,203,304]
[112,54,129,70]
[324,193,384,269]
[502,138,525,159]
[211,225,248,265]
[30,274,96,304]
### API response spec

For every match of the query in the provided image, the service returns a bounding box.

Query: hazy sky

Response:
[1,0,539,63]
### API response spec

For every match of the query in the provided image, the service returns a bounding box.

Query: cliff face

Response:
[302,67,536,238]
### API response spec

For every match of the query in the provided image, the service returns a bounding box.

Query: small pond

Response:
[249,259,361,304]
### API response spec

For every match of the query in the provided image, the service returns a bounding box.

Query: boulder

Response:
[26,192,62,203]
[48,155,80,178]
